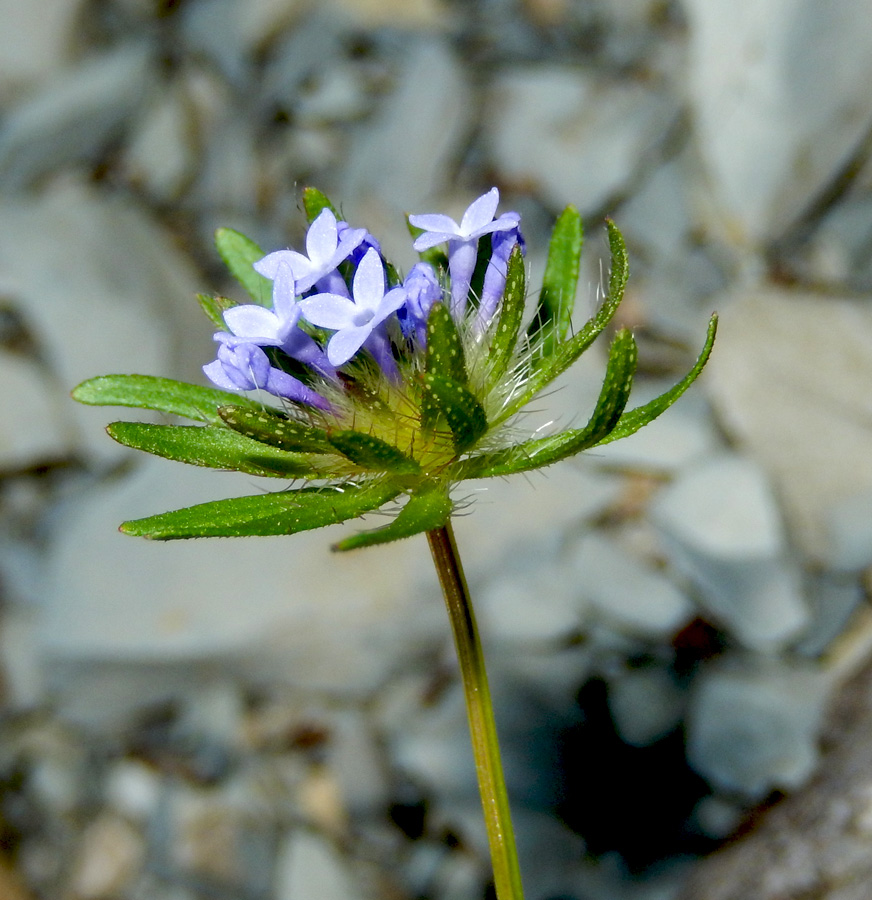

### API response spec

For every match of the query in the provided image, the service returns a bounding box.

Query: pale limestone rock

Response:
[704,288,872,565]
[0,180,207,462]
[0,352,70,470]
[0,0,85,98]
[486,66,679,213]
[0,44,152,189]
[651,453,808,649]
[275,830,365,900]
[685,0,872,244]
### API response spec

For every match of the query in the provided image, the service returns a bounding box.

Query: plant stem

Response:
[427,522,525,900]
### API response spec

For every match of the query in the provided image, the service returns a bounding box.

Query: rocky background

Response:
[1,0,872,898]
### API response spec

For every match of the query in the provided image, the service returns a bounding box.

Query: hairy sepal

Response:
[327,430,421,474]
[593,313,718,447]
[333,485,452,551]
[487,244,526,387]
[218,405,333,453]
[461,328,638,478]
[302,186,339,223]
[495,220,629,425]
[422,373,488,453]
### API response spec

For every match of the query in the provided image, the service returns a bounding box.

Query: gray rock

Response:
[275,830,365,900]
[607,665,684,747]
[705,288,872,565]
[38,457,444,709]
[341,38,473,211]
[686,658,829,799]
[685,0,872,244]
[651,453,809,649]
[485,66,680,213]
[0,0,84,98]
[0,43,152,190]
[0,180,207,462]
[570,532,695,638]
[0,352,70,470]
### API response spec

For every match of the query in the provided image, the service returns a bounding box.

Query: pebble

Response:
[38,457,445,706]
[0,43,152,190]
[650,453,809,649]
[607,666,684,747]
[70,812,145,899]
[686,658,828,799]
[274,829,365,900]
[571,532,695,639]
[341,38,473,211]
[486,67,680,213]
[685,0,872,244]
[0,0,84,97]
[705,288,872,565]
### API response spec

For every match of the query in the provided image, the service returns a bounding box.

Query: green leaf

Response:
[494,220,630,425]
[422,373,488,453]
[218,405,333,453]
[197,293,237,330]
[120,481,402,540]
[460,328,638,478]
[593,313,718,447]
[528,205,583,355]
[487,244,526,386]
[303,187,339,223]
[426,301,467,384]
[72,375,262,425]
[214,228,272,305]
[333,485,452,551]
[107,422,318,478]
[327,430,421,474]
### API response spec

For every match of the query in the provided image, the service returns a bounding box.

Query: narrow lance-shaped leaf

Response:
[214,228,272,305]
[197,293,238,330]
[487,244,526,387]
[494,220,630,426]
[218,405,333,453]
[302,186,339,223]
[121,482,402,540]
[106,422,320,479]
[528,205,583,356]
[72,374,262,425]
[334,485,453,551]
[459,328,638,478]
[422,373,488,453]
[593,313,718,448]
[327,430,421,474]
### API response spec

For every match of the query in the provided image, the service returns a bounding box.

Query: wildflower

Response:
[73,186,717,549]
[202,337,329,409]
[298,247,407,372]
[409,188,520,314]
[254,207,366,296]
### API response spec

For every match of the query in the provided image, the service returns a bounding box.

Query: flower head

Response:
[74,186,717,548]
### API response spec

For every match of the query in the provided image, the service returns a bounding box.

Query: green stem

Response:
[427,522,525,900]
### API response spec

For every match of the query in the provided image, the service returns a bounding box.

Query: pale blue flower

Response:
[409,188,520,315]
[203,338,329,409]
[254,208,366,296]
[299,248,406,368]
[400,262,443,346]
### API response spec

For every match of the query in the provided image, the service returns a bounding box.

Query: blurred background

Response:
[1,0,872,898]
